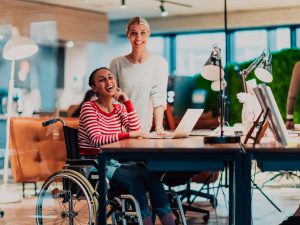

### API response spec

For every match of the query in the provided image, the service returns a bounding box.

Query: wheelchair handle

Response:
[42,118,66,127]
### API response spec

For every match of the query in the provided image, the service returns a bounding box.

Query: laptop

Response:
[149,108,204,139]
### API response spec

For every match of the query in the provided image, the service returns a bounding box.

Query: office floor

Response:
[1,172,300,225]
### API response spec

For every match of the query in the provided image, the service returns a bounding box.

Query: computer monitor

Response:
[173,76,195,117]
[253,84,288,145]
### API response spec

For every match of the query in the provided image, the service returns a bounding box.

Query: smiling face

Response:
[126,23,150,51]
[91,68,117,98]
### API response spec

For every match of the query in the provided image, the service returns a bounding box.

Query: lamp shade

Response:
[201,53,225,81]
[3,27,38,61]
[254,62,272,83]
[211,79,227,91]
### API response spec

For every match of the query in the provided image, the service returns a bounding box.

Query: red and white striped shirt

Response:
[78,100,141,155]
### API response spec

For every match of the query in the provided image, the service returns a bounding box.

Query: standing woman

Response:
[285,61,300,130]
[110,16,169,134]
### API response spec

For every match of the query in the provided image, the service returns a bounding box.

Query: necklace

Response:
[97,102,113,113]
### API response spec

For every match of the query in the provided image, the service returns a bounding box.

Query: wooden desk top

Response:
[243,142,300,153]
[101,137,241,153]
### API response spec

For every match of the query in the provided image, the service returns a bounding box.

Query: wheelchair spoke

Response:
[36,171,95,225]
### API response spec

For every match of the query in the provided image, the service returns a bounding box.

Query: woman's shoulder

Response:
[81,101,97,110]
[111,55,128,65]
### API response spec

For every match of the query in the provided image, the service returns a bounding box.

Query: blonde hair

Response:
[126,16,150,33]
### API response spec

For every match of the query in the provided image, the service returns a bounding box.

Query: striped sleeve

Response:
[119,100,141,131]
[79,102,128,148]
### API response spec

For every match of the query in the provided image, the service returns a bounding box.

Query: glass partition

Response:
[175,33,225,76]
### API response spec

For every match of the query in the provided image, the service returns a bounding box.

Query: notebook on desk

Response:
[149,108,204,139]
[287,124,300,135]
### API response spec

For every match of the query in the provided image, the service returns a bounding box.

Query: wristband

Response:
[287,114,294,120]
[155,126,164,132]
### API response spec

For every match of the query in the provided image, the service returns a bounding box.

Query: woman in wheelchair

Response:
[78,67,175,225]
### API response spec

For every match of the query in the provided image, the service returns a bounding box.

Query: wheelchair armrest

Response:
[66,159,100,171]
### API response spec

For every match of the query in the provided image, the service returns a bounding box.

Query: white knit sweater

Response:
[110,54,169,132]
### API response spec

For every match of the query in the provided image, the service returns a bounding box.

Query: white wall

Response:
[110,7,300,35]
[59,34,129,110]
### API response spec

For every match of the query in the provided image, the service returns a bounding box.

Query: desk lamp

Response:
[201,46,240,144]
[211,79,227,92]
[239,48,272,93]
[0,27,38,203]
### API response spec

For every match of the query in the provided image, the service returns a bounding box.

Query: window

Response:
[148,36,165,57]
[296,28,300,48]
[270,28,291,51]
[275,28,290,50]
[176,33,225,76]
[233,30,267,63]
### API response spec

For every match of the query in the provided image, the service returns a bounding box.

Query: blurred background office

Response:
[1,0,300,165]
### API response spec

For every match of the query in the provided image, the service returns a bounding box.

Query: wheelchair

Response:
[36,118,187,225]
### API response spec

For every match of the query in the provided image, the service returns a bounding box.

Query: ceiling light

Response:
[120,0,127,9]
[66,40,74,48]
[160,1,168,17]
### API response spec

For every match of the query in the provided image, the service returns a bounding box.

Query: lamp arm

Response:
[239,53,266,78]
[239,49,269,92]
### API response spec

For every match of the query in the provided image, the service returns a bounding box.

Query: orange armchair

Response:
[9,117,79,193]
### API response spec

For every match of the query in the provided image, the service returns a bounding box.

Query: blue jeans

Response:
[110,163,172,219]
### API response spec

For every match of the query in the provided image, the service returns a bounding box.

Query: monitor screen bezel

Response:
[253,84,288,146]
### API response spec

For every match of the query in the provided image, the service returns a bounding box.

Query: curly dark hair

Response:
[88,67,112,87]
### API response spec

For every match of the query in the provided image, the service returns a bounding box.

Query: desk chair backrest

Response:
[165,104,176,130]
[63,126,79,160]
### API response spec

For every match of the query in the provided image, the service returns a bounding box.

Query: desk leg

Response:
[231,151,243,225]
[98,153,107,225]
[228,160,234,225]
[243,153,252,225]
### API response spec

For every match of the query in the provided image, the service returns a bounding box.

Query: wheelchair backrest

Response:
[63,126,79,159]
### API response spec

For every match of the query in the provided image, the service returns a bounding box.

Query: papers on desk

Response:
[287,138,300,145]
[287,129,300,145]
[190,127,244,137]
[287,130,300,135]
[207,126,244,137]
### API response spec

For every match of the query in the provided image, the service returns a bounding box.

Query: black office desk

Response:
[98,137,243,225]
[242,142,300,225]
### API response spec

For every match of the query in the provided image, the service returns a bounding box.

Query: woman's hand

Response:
[155,127,172,137]
[129,130,149,138]
[114,88,129,103]
[286,120,295,130]
[155,126,165,135]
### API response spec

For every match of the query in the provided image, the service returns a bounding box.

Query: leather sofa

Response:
[9,117,79,185]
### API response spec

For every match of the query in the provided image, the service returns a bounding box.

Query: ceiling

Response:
[22,0,300,21]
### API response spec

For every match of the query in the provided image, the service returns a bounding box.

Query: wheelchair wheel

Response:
[106,199,123,225]
[36,170,97,225]
[60,169,98,210]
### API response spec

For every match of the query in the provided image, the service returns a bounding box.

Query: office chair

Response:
[163,104,220,222]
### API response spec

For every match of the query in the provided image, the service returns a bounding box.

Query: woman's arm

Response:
[286,62,300,128]
[119,100,141,132]
[153,105,165,134]
[114,88,141,132]
[80,102,129,146]
[151,57,169,133]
